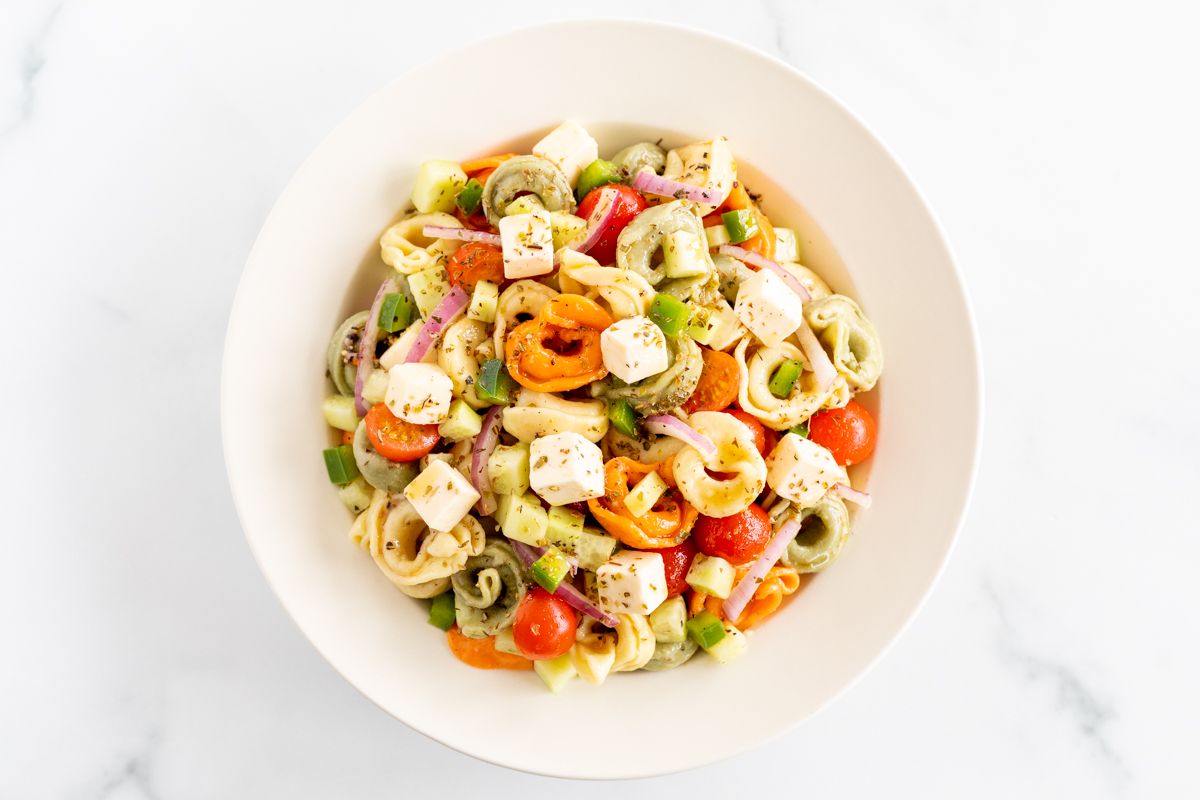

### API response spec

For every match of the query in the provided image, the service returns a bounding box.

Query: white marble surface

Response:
[2,0,1198,796]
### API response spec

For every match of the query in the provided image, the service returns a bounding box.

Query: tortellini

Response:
[451,539,526,638]
[782,263,833,301]
[502,388,608,443]
[673,411,768,518]
[611,141,666,180]
[353,420,418,493]
[734,337,835,430]
[557,250,655,320]
[492,279,559,355]
[350,490,485,598]
[379,212,464,274]
[570,614,655,684]
[779,493,851,573]
[642,639,699,672]
[662,136,736,216]
[594,333,703,415]
[615,200,713,286]
[603,427,685,464]
[327,311,367,396]
[804,295,883,392]
[438,318,495,410]
[481,155,576,226]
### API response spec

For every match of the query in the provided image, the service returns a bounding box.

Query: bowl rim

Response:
[221,17,984,779]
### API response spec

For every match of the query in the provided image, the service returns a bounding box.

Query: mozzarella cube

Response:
[596,551,668,616]
[766,433,847,507]
[384,362,453,424]
[773,227,800,263]
[499,208,554,279]
[379,323,435,369]
[600,315,669,384]
[532,120,599,187]
[528,432,605,506]
[704,298,747,352]
[403,458,481,532]
[734,269,806,347]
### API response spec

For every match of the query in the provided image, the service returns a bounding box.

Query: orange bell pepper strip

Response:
[446,626,532,670]
[702,183,777,260]
[687,564,801,630]
[505,294,613,392]
[460,153,518,176]
[588,457,699,549]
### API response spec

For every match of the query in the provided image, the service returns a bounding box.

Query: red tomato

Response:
[512,587,578,660]
[364,403,440,462]
[649,538,698,597]
[576,184,647,265]
[723,409,768,456]
[446,242,505,291]
[808,400,877,466]
[693,504,773,565]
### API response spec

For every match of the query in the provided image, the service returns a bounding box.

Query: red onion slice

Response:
[404,286,470,364]
[354,277,398,416]
[717,244,812,303]
[421,225,501,246]
[834,483,872,508]
[632,170,724,205]
[471,406,503,515]
[796,319,837,394]
[509,539,615,626]
[576,186,620,255]
[644,415,717,459]
[722,514,802,623]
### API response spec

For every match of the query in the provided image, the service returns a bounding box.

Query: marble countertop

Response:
[3,1,1198,797]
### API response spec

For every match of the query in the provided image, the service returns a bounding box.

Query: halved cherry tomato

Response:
[682,348,740,413]
[808,399,877,466]
[576,184,647,265]
[649,537,698,597]
[693,503,773,565]
[512,587,578,660]
[446,626,532,670]
[364,403,440,462]
[723,409,768,456]
[446,242,504,291]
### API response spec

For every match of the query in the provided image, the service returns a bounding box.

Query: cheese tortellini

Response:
[492,279,558,355]
[557,250,655,320]
[379,213,464,274]
[778,493,852,573]
[570,614,655,684]
[804,295,883,392]
[502,388,608,443]
[615,200,713,286]
[734,337,835,430]
[451,539,527,638]
[438,318,495,410]
[673,411,768,518]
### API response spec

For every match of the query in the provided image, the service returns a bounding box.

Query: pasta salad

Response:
[321,122,883,690]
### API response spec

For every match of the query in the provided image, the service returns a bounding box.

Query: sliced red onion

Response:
[632,170,723,205]
[575,186,620,255]
[354,277,398,416]
[421,225,501,246]
[835,483,872,508]
[644,415,717,459]
[404,286,470,363]
[796,319,837,394]
[508,538,615,626]
[471,406,503,515]
[717,244,812,303]
[722,514,802,623]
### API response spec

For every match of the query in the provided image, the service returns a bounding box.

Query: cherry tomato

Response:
[512,587,578,660]
[576,184,647,265]
[808,399,877,466]
[682,348,740,413]
[446,242,504,291]
[364,403,440,462]
[649,538,698,597]
[693,504,773,565]
[723,409,768,456]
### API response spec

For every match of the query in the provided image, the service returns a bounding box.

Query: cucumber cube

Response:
[533,652,577,692]
[705,623,748,664]
[773,227,800,263]
[686,610,726,649]
[663,229,711,279]
[408,265,451,318]
[493,627,522,656]
[438,399,483,442]
[649,596,687,644]
[468,280,499,324]
[412,160,468,214]
[321,394,360,432]
[487,443,530,496]
[705,223,732,248]
[547,506,585,548]
[505,194,545,215]
[686,554,736,598]
[361,369,389,404]
[575,529,618,571]
[501,493,548,546]
[531,547,572,592]
[702,299,746,352]
[623,470,668,518]
[336,476,373,514]
[550,211,588,251]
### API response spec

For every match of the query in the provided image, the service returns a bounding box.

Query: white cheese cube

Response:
[379,323,436,369]
[499,208,554,279]
[734,268,806,347]
[532,120,599,187]
[528,432,605,506]
[766,433,847,507]
[600,315,669,384]
[704,298,747,352]
[596,551,668,616]
[773,227,800,262]
[403,458,481,532]
[384,362,453,424]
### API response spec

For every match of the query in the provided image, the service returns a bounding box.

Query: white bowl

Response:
[222,20,982,779]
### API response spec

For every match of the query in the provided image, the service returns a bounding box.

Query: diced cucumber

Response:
[686,609,726,649]
[703,299,746,352]
[685,305,715,345]
[533,652,577,692]
[705,623,748,664]
[428,592,456,631]
[662,229,711,279]
[624,470,668,518]
[501,493,548,546]
[705,223,732,248]
[607,399,638,438]
[649,595,687,644]
[487,442,530,496]
[531,547,572,592]
[322,394,360,432]
[362,369,389,404]
[493,627,522,656]
[494,492,514,529]
[322,445,359,485]
[468,280,499,323]
[547,506,585,548]
[773,227,800,263]
[336,476,373,514]
[686,554,736,598]
[721,209,759,244]
[576,529,618,571]
[550,211,588,251]
[412,160,468,214]
[438,399,483,442]
[408,265,451,318]
[768,359,803,398]
[505,194,545,216]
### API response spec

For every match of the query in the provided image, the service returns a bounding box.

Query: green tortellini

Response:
[451,539,527,638]
[804,295,883,392]
[353,421,418,494]
[593,334,702,415]
[610,141,666,180]
[713,254,754,304]
[326,311,367,396]
[782,494,851,573]
[641,639,698,672]
[615,200,712,286]
[481,155,576,226]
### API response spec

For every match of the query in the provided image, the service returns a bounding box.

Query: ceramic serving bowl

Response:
[222,19,982,779]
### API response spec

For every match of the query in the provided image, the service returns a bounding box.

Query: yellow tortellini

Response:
[781,263,833,301]
[557,249,655,320]
[501,388,608,443]
[379,212,464,274]
[570,614,655,684]
[438,318,495,410]
[492,279,559,355]
[662,136,736,216]
[673,411,767,518]
[734,336,835,430]
[804,295,883,392]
